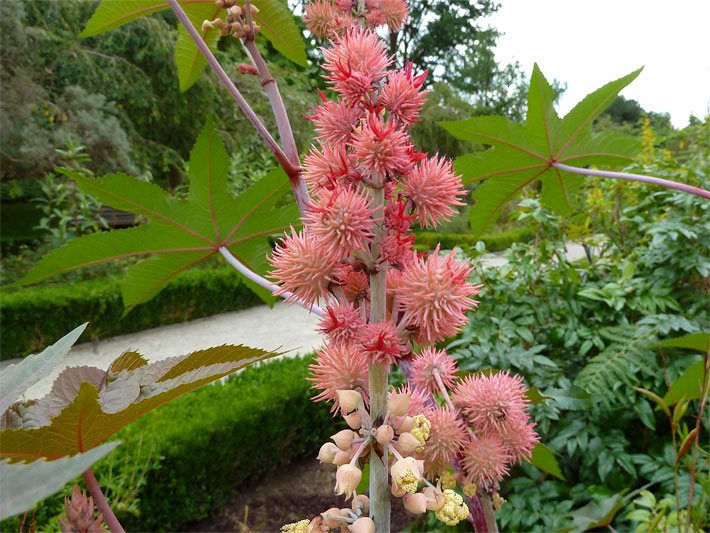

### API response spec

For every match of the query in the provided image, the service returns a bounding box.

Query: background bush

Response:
[0,266,262,359]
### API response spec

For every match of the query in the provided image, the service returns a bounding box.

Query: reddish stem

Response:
[83,468,124,533]
[165,1,301,183]
[552,162,710,199]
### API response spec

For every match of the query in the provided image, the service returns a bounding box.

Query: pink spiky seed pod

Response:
[319,302,364,345]
[380,64,428,126]
[59,484,105,533]
[307,97,364,148]
[304,0,336,38]
[452,371,529,436]
[403,155,466,228]
[269,228,337,308]
[322,27,391,105]
[398,247,481,344]
[419,407,467,478]
[335,264,370,303]
[384,196,415,233]
[309,341,369,412]
[364,8,386,28]
[305,188,375,259]
[334,0,355,12]
[303,144,359,192]
[359,321,406,365]
[352,114,412,179]
[460,435,512,489]
[498,416,540,463]
[382,231,415,268]
[410,347,458,395]
[379,0,409,31]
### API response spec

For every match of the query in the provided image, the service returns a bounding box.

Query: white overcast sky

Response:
[483,0,710,128]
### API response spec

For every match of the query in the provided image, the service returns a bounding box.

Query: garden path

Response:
[12,243,587,399]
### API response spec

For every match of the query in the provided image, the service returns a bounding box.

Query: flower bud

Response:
[388,393,410,417]
[404,493,428,514]
[352,494,370,516]
[227,5,242,17]
[343,411,362,429]
[336,390,362,413]
[321,508,342,528]
[351,517,375,533]
[333,449,351,466]
[423,486,445,511]
[398,416,415,433]
[331,429,356,451]
[215,0,226,8]
[375,424,394,445]
[317,442,339,464]
[395,432,420,455]
[248,4,260,15]
[335,464,362,500]
[201,20,214,32]
[390,457,423,493]
[224,0,236,6]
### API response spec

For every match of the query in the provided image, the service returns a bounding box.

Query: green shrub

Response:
[1,356,337,532]
[413,225,535,253]
[0,267,262,359]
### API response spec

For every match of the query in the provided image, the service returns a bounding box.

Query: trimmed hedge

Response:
[0,267,262,359]
[414,225,535,253]
[1,356,338,532]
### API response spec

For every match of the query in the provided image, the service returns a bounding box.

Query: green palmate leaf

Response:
[662,359,706,406]
[440,65,642,236]
[0,324,86,414]
[81,0,307,91]
[658,332,710,352]
[13,119,299,310]
[0,441,120,520]
[0,344,279,460]
[530,443,565,480]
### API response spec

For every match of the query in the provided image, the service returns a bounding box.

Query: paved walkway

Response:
[13,243,587,400]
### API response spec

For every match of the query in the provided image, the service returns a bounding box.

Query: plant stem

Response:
[552,162,710,199]
[218,246,326,316]
[165,1,302,186]
[480,493,499,533]
[83,468,124,533]
[368,185,391,532]
[241,5,310,215]
[685,349,710,531]
[467,494,489,533]
[432,369,456,411]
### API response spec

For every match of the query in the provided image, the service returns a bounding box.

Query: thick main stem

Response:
[83,468,124,533]
[480,493,499,533]
[552,162,710,199]
[368,186,391,532]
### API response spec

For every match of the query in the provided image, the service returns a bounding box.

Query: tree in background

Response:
[388,0,527,119]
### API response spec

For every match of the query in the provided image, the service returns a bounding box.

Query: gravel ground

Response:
[8,243,587,400]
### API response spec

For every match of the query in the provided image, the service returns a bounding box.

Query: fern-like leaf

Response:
[575,324,658,406]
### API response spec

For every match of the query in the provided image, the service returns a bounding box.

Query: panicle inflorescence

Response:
[275,2,539,528]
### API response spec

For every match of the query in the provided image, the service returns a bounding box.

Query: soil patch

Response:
[187,458,413,532]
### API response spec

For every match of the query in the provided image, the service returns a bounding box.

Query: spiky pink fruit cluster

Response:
[453,371,540,488]
[271,20,475,390]
[304,0,409,39]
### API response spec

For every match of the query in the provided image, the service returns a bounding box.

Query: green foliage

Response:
[12,119,299,309]
[1,356,337,531]
[441,66,642,236]
[446,144,708,530]
[0,265,262,359]
[81,0,307,91]
[574,325,660,406]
